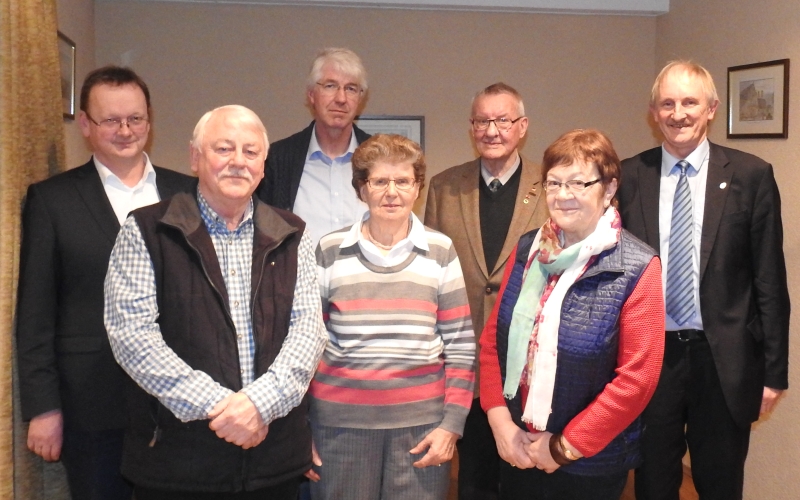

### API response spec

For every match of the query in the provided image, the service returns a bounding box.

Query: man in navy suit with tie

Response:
[618,61,790,500]
[16,66,193,499]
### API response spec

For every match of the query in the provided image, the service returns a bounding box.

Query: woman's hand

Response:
[487,407,535,469]
[410,427,459,468]
[304,439,322,481]
[525,431,560,473]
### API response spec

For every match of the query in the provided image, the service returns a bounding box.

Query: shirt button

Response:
[485,287,493,295]
[240,369,244,374]
[227,239,233,245]
[234,301,239,308]
[231,269,236,276]
[237,334,242,340]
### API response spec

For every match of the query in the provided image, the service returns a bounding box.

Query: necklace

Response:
[365,220,410,250]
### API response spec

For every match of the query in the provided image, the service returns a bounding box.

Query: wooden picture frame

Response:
[727,59,789,138]
[58,31,76,120]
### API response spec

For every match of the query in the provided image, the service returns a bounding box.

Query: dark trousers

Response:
[635,335,751,500]
[135,476,300,500]
[457,397,500,500]
[61,426,132,500]
[499,461,627,500]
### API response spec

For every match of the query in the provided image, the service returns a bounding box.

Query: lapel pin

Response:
[720,182,727,189]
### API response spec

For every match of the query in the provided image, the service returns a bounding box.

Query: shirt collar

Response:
[94,153,156,189]
[197,188,254,234]
[307,127,358,164]
[339,211,429,252]
[660,139,710,176]
[480,153,521,186]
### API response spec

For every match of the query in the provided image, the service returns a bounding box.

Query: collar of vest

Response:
[158,192,299,246]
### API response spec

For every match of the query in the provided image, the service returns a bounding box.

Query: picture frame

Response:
[355,115,425,150]
[58,31,76,120]
[727,59,789,138]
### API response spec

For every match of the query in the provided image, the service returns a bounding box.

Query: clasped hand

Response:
[208,393,268,449]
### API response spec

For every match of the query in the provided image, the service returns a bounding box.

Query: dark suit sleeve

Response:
[424,176,439,230]
[750,164,790,389]
[16,183,62,420]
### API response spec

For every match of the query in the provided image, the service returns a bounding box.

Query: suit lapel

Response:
[73,160,121,243]
[700,143,732,281]
[494,157,543,275]
[459,160,489,279]
[638,149,663,253]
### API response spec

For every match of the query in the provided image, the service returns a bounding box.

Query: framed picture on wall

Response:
[727,59,789,138]
[58,31,76,120]
[355,115,425,150]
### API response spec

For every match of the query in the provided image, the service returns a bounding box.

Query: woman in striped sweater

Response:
[307,134,476,500]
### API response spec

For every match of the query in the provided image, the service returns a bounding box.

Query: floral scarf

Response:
[504,206,621,430]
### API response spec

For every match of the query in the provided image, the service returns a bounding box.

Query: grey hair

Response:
[306,47,368,94]
[472,82,525,117]
[191,104,269,152]
[650,60,719,107]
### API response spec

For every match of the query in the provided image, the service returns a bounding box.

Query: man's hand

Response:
[27,409,63,461]
[304,440,322,482]
[761,387,784,416]
[410,428,458,468]
[208,393,268,449]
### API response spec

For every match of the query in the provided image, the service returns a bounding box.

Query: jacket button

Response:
[485,287,492,294]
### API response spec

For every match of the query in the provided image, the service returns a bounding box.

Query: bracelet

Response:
[548,433,574,466]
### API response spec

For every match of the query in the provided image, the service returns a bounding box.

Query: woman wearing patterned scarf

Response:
[479,129,665,499]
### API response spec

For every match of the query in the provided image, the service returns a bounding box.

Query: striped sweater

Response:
[310,215,476,435]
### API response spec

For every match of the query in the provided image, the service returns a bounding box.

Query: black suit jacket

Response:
[618,143,790,427]
[15,159,195,431]
[256,120,371,210]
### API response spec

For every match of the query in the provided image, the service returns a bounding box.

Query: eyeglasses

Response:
[544,179,602,193]
[471,116,524,132]
[316,82,363,98]
[87,114,149,132]
[366,177,418,191]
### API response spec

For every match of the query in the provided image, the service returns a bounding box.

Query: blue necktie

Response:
[666,160,695,325]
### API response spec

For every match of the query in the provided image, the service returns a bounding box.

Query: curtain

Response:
[0,0,67,498]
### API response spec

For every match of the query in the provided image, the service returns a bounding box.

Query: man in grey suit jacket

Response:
[256,48,370,246]
[618,61,790,500]
[16,66,194,500]
[425,83,548,500]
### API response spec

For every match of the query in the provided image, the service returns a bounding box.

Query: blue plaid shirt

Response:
[104,192,326,423]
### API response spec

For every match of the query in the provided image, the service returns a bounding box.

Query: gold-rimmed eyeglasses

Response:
[87,114,149,132]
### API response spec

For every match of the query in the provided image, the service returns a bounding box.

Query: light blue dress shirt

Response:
[292,128,367,246]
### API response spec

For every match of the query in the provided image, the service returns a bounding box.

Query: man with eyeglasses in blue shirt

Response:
[256,47,371,247]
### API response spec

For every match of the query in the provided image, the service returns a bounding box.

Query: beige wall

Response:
[94,1,657,187]
[656,1,800,498]
[57,0,95,168]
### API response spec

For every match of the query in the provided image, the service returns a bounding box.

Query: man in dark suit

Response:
[618,61,790,500]
[256,47,370,246]
[425,83,548,500]
[15,66,194,499]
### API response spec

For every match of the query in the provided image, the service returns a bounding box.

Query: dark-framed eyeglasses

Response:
[87,113,149,132]
[544,179,602,193]
[316,81,363,98]
[366,177,418,191]
[470,116,524,132]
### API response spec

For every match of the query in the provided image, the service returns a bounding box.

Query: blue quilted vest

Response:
[495,228,655,476]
